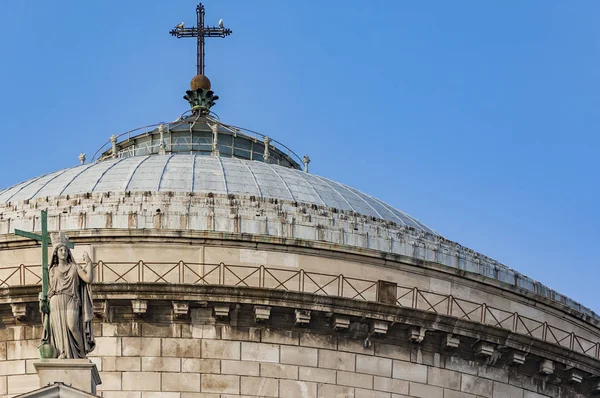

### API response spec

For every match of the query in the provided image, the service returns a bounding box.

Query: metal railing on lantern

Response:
[1,260,599,360]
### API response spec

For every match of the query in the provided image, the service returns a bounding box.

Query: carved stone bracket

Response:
[131,300,148,316]
[294,309,311,326]
[474,341,495,357]
[214,304,230,318]
[254,306,271,322]
[408,326,425,343]
[508,351,527,366]
[443,333,460,349]
[10,303,28,321]
[333,315,350,331]
[567,369,583,384]
[93,300,111,321]
[372,320,389,336]
[172,301,189,318]
[540,359,555,375]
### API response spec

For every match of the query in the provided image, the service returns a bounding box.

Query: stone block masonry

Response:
[0,318,591,398]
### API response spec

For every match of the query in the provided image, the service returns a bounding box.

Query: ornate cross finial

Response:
[169,3,233,77]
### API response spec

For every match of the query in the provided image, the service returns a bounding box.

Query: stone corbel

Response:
[172,301,189,318]
[443,333,460,349]
[474,341,495,357]
[508,351,527,366]
[408,326,426,343]
[333,315,350,331]
[10,303,29,321]
[567,369,583,384]
[539,359,554,375]
[294,309,311,326]
[214,304,230,318]
[372,320,389,336]
[131,299,148,316]
[254,306,271,322]
[93,300,111,321]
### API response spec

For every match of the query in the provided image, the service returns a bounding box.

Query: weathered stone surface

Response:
[262,329,299,346]
[241,342,280,363]
[297,366,334,384]
[240,376,279,397]
[122,337,160,357]
[201,374,240,394]
[182,358,220,373]
[260,363,299,380]
[355,388,392,398]
[356,355,392,377]
[142,356,181,372]
[392,360,427,383]
[7,340,40,360]
[162,338,200,357]
[280,379,317,398]
[317,383,354,398]
[461,374,493,397]
[300,333,337,350]
[222,360,260,376]
[427,367,461,390]
[280,345,318,367]
[337,370,373,389]
[373,376,408,394]
[374,343,410,361]
[162,372,201,392]
[409,382,443,398]
[103,357,141,371]
[97,371,122,391]
[318,349,355,371]
[492,381,524,398]
[0,360,25,376]
[202,340,240,359]
[8,374,40,394]
[122,371,161,391]
[443,389,478,398]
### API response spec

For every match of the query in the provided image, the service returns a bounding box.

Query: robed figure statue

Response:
[44,233,95,358]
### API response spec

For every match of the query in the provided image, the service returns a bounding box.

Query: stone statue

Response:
[44,233,95,359]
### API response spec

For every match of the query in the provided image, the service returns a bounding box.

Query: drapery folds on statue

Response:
[42,233,95,359]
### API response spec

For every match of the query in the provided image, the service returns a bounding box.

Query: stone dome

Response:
[0,155,437,235]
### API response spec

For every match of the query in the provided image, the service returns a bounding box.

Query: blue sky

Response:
[1,1,599,311]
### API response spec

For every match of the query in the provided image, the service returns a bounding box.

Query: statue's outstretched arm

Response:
[77,252,94,283]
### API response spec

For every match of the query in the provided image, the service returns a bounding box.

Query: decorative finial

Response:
[209,122,220,156]
[170,3,232,115]
[303,155,310,173]
[158,124,166,155]
[263,136,271,163]
[110,135,118,159]
[78,153,86,165]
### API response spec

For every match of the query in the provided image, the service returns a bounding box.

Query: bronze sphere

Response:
[190,74,212,91]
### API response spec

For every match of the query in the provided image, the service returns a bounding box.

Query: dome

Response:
[0,154,437,235]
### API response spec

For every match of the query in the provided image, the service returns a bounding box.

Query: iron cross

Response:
[14,210,74,350]
[169,3,233,76]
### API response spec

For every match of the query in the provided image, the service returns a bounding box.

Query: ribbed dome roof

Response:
[0,155,438,236]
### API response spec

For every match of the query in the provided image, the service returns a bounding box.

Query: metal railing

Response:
[0,260,598,359]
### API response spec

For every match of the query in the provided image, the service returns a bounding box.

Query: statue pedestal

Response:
[33,359,101,395]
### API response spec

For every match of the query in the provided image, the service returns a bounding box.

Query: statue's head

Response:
[50,232,75,267]
[51,244,75,267]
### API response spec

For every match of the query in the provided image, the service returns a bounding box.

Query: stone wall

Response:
[0,237,598,353]
[0,300,593,398]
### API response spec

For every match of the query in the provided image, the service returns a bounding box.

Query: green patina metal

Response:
[184,88,219,115]
[14,210,73,359]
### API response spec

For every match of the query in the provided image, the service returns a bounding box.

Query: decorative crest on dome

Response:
[170,3,232,115]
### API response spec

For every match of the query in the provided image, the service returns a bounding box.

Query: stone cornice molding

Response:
[2,283,600,381]
[1,228,598,330]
